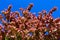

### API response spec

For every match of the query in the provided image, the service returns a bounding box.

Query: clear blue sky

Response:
[0,0,60,18]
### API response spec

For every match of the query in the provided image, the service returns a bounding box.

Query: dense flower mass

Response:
[0,3,60,40]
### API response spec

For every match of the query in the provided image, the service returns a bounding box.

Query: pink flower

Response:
[0,14,3,20]
[29,27,36,32]
[0,36,2,40]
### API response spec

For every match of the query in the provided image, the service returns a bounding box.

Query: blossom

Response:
[0,3,59,40]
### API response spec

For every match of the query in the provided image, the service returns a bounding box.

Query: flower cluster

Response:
[0,4,60,40]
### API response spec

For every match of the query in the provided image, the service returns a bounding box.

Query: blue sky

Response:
[0,0,60,18]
